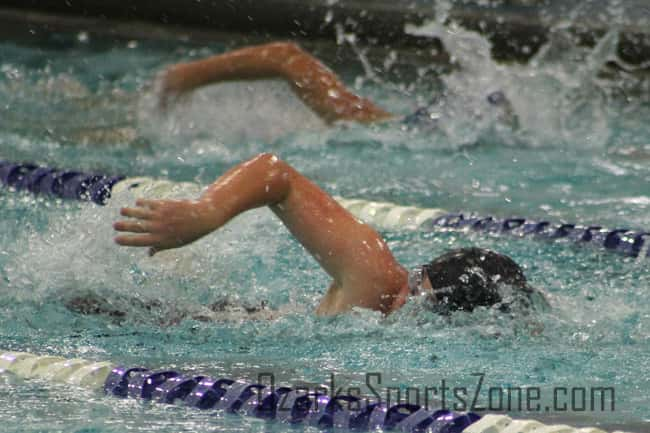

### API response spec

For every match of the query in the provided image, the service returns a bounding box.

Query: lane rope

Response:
[0,350,630,433]
[1,160,648,258]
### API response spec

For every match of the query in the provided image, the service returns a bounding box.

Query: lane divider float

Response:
[1,160,648,258]
[0,349,631,433]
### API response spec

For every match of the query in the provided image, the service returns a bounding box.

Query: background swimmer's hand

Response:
[114,198,216,256]
[156,66,191,111]
[157,68,182,111]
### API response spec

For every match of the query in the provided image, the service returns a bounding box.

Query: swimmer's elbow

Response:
[255,152,281,163]
[249,153,294,199]
[272,41,304,56]
[264,41,306,65]
[253,152,291,174]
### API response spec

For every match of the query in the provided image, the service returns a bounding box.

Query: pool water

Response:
[1,16,650,433]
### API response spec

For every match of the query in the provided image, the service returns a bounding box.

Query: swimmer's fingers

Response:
[119,199,163,218]
[114,234,158,247]
[156,67,187,111]
[155,69,173,111]
[115,199,207,254]
[120,206,154,219]
[113,220,152,234]
[135,198,163,209]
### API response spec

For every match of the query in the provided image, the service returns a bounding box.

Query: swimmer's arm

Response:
[114,153,408,315]
[160,42,393,124]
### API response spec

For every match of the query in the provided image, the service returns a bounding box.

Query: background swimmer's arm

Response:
[114,153,408,315]
[160,42,393,124]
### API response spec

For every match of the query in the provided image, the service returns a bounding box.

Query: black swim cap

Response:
[422,247,529,313]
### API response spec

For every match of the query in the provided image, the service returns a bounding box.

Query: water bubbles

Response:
[323,10,333,25]
[383,50,398,71]
[76,31,89,43]
[138,79,325,156]
[571,331,590,343]
[403,4,631,150]
[1,64,21,81]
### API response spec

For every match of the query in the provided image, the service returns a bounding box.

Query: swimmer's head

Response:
[419,248,532,313]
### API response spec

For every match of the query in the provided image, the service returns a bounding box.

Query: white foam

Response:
[404,2,623,150]
[137,79,326,154]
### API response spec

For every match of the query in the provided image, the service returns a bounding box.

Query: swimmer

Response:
[114,153,546,316]
[158,41,518,128]
[4,41,513,147]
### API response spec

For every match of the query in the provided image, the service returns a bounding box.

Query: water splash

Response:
[403,1,635,149]
[137,79,326,158]
[1,185,313,325]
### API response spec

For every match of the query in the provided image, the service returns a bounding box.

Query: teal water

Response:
[1,23,650,433]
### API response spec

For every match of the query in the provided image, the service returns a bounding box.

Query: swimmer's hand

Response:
[114,198,215,256]
[157,66,190,111]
